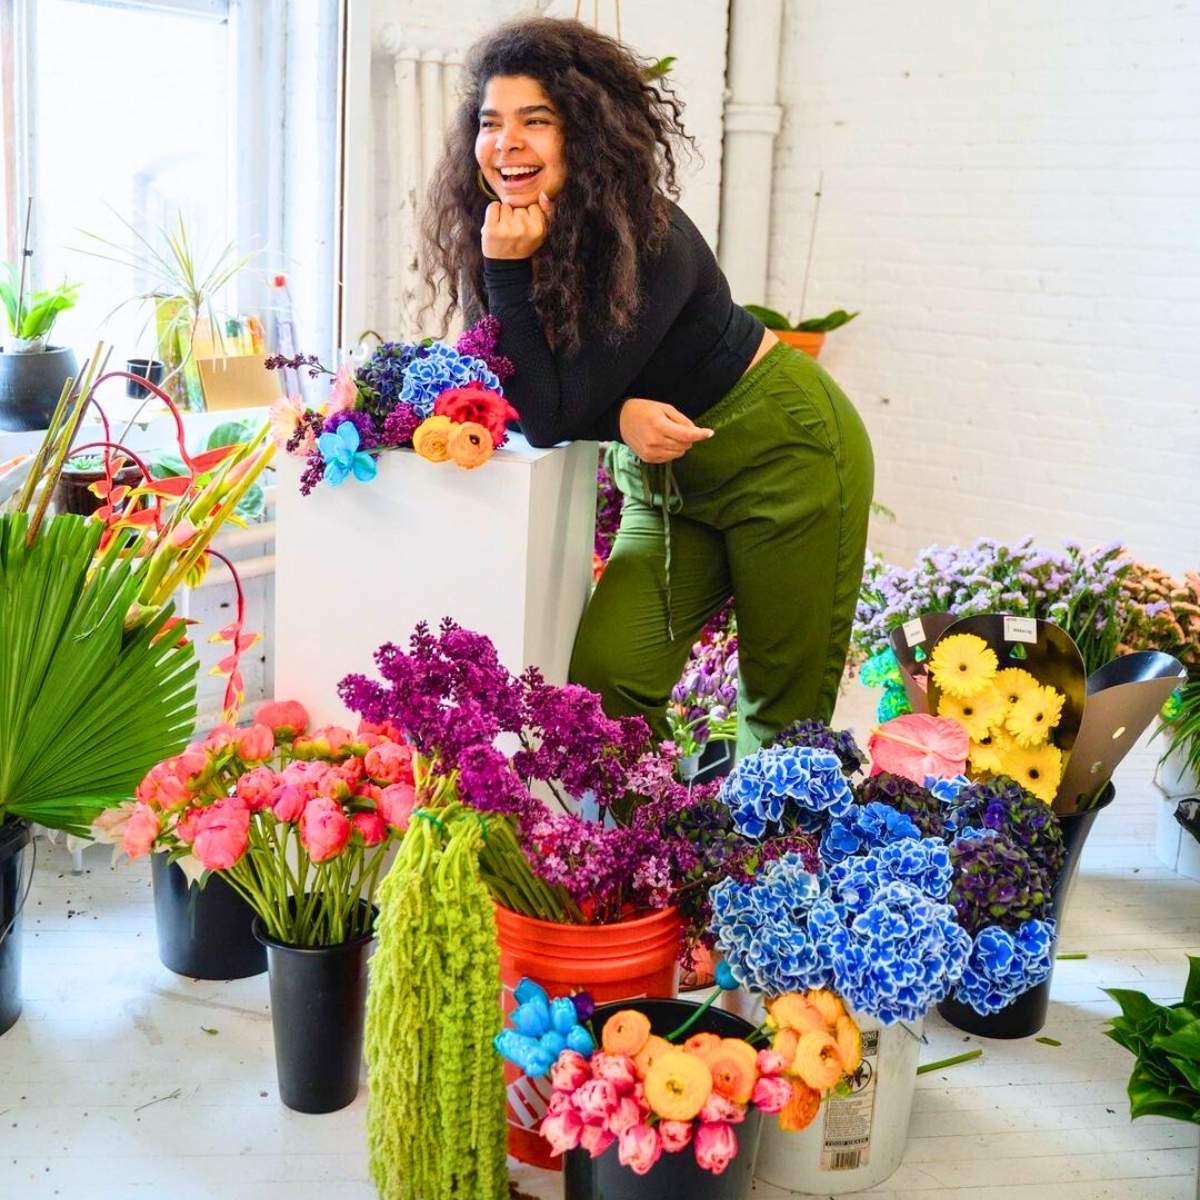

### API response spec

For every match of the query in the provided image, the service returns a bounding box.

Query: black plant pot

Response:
[151,852,265,980]
[254,910,376,1113]
[937,783,1115,1039]
[563,999,763,1200]
[0,819,32,1036]
[0,346,78,432]
[125,358,164,399]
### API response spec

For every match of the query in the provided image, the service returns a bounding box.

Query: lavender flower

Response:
[298,448,325,496]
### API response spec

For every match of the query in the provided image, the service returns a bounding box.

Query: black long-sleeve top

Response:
[481,202,764,447]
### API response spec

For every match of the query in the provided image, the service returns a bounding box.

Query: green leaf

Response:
[642,55,676,80]
[1127,1064,1198,1122]
[795,308,859,333]
[206,420,255,452]
[743,304,793,330]
[1184,956,1200,1008]
[1153,1018,1200,1063]
[1103,987,1167,1026]
[1035,1036,1062,1046]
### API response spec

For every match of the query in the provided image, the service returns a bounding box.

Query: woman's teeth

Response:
[500,167,541,180]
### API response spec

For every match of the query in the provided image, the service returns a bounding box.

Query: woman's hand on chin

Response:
[619,399,714,464]
[482,192,553,259]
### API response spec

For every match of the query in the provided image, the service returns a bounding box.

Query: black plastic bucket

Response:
[0,819,32,1036]
[563,999,763,1200]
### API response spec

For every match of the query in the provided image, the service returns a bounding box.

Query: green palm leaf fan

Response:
[0,512,198,836]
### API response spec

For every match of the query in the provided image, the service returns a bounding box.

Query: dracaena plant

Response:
[1104,957,1200,1124]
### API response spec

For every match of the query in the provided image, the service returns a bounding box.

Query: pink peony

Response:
[591,1053,638,1094]
[121,803,160,859]
[756,1049,788,1076]
[617,1123,662,1176]
[358,717,405,742]
[202,724,238,753]
[254,699,309,736]
[299,797,352,862]
[605,1095,643,1137]
[751,1075,793,1114]
[175,749,210,783]
[540,1107,583,1157]
[135,762,189,812]
[310,725,354,754]
[579,1123,616,1158]
[236,766,281,812]
[192,799,251,870]
[351,811,387,846]
[572,1079,619,1125]
[364,741,414,785]
[316,772,351,803]
[235,724,274,762]
[272,784,307,823]
[333,758,365,789]
[550,1050,591,1093]
[698,1094,747,1125]
[281,760,332,792]
[657,1120,693,1153]
[376,782,417,830]
[694,1122,739,1175]
[174,806,204,844]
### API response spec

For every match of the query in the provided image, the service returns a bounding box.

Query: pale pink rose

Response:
[202,724,238,753]
[756,1049,788,1076]
[253,699,310,736]
[698,1094,746,1125]
[550,1050,591,1093]
[235,724,274,763]
[272,784,307,823]
[540,1107,583,1157]
[605,1094,643,1137]
[364,741,414,785]
[174,806,204,844]
[657,1120,693,1153]
[326,363,358,416]
[578,1123,616,1158]
[376,782,417,830]
[299,797,352,863]
[351,811,387,846]
[192,799,251,870]
[617,1123,662,1175]
[572,1079,619,1125]
[694,1122,738,1175]
[751,1075,792,1114]
[591,1053,637,1094]
[547,1090,573,1116]
[236,766,280,811]
[121,803,160,859]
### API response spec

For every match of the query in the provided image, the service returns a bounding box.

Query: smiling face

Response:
[474,75,566,206]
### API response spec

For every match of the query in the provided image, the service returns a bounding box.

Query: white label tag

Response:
[1003,616,1038,644]
[902,618,926,648]
[820,1028,878,1171]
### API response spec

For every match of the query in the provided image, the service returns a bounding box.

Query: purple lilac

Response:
[456,314,515,382]
[380,402,421,446]
[323,408,380,449]
[298,449,325,496]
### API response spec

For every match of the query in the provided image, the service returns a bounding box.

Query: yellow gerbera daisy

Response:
[997,741,1063,804]
[1005,683,1066,747]
[928,634,999,699]
[993,667,1040,709]
[969,727,1015,776]
[938,683,1006,742]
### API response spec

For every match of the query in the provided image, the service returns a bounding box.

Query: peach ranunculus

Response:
[778,1080,821,1132]
[602,1010,652,1058]
[446,421,494,470]
[235,723,275,763]
[791,1030,845,1091]
[617,1123,662,1176]
[121,803,161,859]
[706,1038,759,1104]
[693,1121,738,1175]
[644,1050,712,1122]
[376,782,417,830]
[299,797,352,863]
[253,699,310,736]
[411,415,454,463]
[363,741,414,785]
[351,811,387,846]
[192,798,251,871]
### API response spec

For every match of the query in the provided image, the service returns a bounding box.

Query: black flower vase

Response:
[937,783,1115,1039]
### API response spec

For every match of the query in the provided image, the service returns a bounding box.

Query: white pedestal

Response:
[274,434,598,727]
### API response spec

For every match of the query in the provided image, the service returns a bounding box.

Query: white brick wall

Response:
[767,0,1200,575]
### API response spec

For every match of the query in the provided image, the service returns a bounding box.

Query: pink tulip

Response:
[591,1053,638,1094]
[364,741,414,785]
[617,1123,662,1175]
[694,1122,738,1175]
[253,699,309,736]
[299,797,352,863]
[272,784,307,823]
[236,766,280,812]
[572,1079,619,1125]
[579,1123,616,1158]
[547,1090,573,1116]
[756,1049,788,1076]
[351,811,387,846]
[540,1107,583,1157]
[698,1094,746,1125]
[751,1075,793,1114]
[121,803,160,859]
[235,724,274,763]
[376,782,417,830]
[657,1120,693,1153]
[605,1094,643,1137]
[550,1050,591,1093]
[192,799,251,870]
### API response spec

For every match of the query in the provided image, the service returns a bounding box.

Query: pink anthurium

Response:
[867,713,968,783]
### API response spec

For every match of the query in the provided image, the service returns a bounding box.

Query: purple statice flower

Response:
[771,719,864,776]
[298,448,325,496]
[948,833,1053,935]
[380,401,421,446]
[858,772,946,839]
[456,314,515,382]
[323,408,380,449]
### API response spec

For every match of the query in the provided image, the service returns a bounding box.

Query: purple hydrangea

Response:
[949,833,1053,934]
[771,718,864,775]
[858,773,946,839]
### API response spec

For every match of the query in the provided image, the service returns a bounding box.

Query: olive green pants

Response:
[569,342,875,757]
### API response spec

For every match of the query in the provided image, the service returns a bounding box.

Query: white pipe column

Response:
[717,0,785,306]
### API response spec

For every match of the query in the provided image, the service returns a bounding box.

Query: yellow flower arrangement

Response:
[938,686,1007,741]
[1005,683,1065,748]
[1001,741,1064,804]
[928,633,999,698]
[993,667,1040,707]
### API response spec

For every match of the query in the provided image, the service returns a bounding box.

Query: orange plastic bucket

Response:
[776,329,825,358]
[495,904,682,1169]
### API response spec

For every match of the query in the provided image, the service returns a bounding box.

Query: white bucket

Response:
[1156,742,1200,799]
[1154,743,1200,880]
[753,1014,922,1195]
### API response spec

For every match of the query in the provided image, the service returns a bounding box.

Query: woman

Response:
[423,18,874,755]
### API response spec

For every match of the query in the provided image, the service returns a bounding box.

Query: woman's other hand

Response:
[619,399,714,464]
[482,192,552,259]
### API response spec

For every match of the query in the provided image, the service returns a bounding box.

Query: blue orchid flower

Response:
[317,421,377,486]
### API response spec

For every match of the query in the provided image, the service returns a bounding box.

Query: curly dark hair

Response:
[420,17,696,353]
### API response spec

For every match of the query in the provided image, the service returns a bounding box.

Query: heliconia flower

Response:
[693,1121,739,1175]
[617,1123,662,1175]
[253,699,310,736]
[235,724,275,763]
[540,1107,583,1157]
[549,1050,591,1094]
[299,797,352,862]
[121,803,160,859]
[165,518,200,549]
[235,766,280,811]
[351,811,387,846]
[657,1119,693,1153]
[192,799,251,870]
[750,1075,792,1114]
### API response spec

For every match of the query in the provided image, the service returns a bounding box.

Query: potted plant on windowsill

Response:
[743,305,858,360]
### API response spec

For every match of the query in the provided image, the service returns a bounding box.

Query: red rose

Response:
[434,386,518,448]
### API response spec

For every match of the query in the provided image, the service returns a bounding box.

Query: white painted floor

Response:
[1,683,1198,1200]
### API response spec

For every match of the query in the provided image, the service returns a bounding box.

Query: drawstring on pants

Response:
[639,460,683,642]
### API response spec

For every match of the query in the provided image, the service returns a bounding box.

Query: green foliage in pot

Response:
[1104,956,1200,1123]
[0,263,79,349]
[148,419,266,523]
[744,304,859,334]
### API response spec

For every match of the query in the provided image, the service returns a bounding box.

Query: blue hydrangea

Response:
[924,773,973,834]
[820,801,920,864]
[827,836,954,903]
[718,745,854,839]
[952,919,1056,1014]
[398,343,502,417]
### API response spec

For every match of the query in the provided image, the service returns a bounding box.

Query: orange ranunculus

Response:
[602,1010,653,1059]
[412,415,454,463]
[835,1014,862,1074]
[805,989,846,1028]
[644,1050,713,1122]
[778,1080,822,1132]
[792,1030,846,1091]
[772,1027,800,1070]
[683,1032,722,1061]
[447,420,494,470]
[768,994,826,1035]
[706,1038,759,1105]
[634,1034,672,1077]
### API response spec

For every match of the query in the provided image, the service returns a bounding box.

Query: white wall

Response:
[768,0,1200,575]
